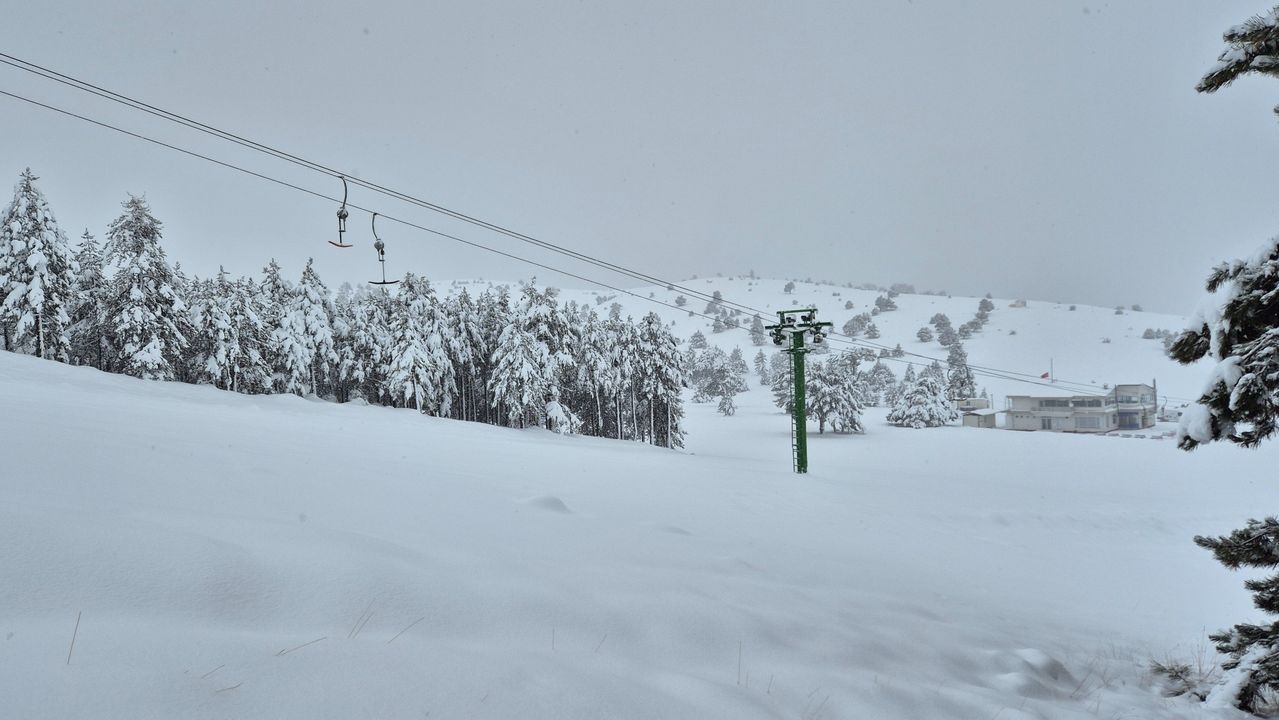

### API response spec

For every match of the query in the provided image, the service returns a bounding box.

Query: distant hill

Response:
[446,276,1206,409]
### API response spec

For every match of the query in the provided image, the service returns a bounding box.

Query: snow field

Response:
[1,346,1269,718]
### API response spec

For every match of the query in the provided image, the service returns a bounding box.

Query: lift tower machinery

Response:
[765,308,832,474]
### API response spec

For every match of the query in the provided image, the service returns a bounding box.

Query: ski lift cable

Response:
[0,87,738,325]
[0,84,1196,402]
[0,52,759,317]
[0,52,1159,397]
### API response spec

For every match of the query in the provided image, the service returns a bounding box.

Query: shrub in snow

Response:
[717,394,736,416]
[1150,659,1216,701]
[843,313,870,337]
[544,399,582,434]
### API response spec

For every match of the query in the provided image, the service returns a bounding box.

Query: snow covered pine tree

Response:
[1166,10,1279,711]
[0,169,76,361]
[69,230,108,369]
[887,372,956,429]
[101,195,187,380]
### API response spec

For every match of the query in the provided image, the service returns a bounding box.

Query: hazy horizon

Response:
[5,1,1279,314]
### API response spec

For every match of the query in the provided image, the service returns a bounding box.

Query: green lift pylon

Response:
[765,308,832,473]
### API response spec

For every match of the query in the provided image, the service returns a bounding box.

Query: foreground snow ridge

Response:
[0,351,1266,719]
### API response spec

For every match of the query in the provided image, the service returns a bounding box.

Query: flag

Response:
[1040,372,1050,379]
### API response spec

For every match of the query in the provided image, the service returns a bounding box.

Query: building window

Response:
[1076,416,1100,429]
[1041,417,1053,430]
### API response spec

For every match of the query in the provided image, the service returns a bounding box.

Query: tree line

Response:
[0,169,686,447]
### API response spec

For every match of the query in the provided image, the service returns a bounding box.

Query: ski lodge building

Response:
[1004,383,1157,433]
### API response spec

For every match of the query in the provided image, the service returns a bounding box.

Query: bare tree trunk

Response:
[616,396,623,440]
[595,389,603,437]
[630,390,637,442]
[649,397,655,446]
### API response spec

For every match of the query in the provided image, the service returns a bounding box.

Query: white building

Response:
[1004,383,1156,433]
[962,408,1000,429]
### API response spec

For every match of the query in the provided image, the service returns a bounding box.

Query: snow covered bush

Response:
[716,394,736,416]
[544,399,582,434]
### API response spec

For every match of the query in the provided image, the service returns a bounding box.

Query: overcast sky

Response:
[3,1,1279,313]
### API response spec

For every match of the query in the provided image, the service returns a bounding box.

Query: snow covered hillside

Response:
[1,345,1270,719]
[511,276,1205,407]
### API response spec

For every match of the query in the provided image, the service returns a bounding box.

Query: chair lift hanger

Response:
[328,175,353,248]
[368,212,399,286]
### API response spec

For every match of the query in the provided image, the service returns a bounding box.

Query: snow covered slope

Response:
[516,276,1206,405]
[0,349,1269,719]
